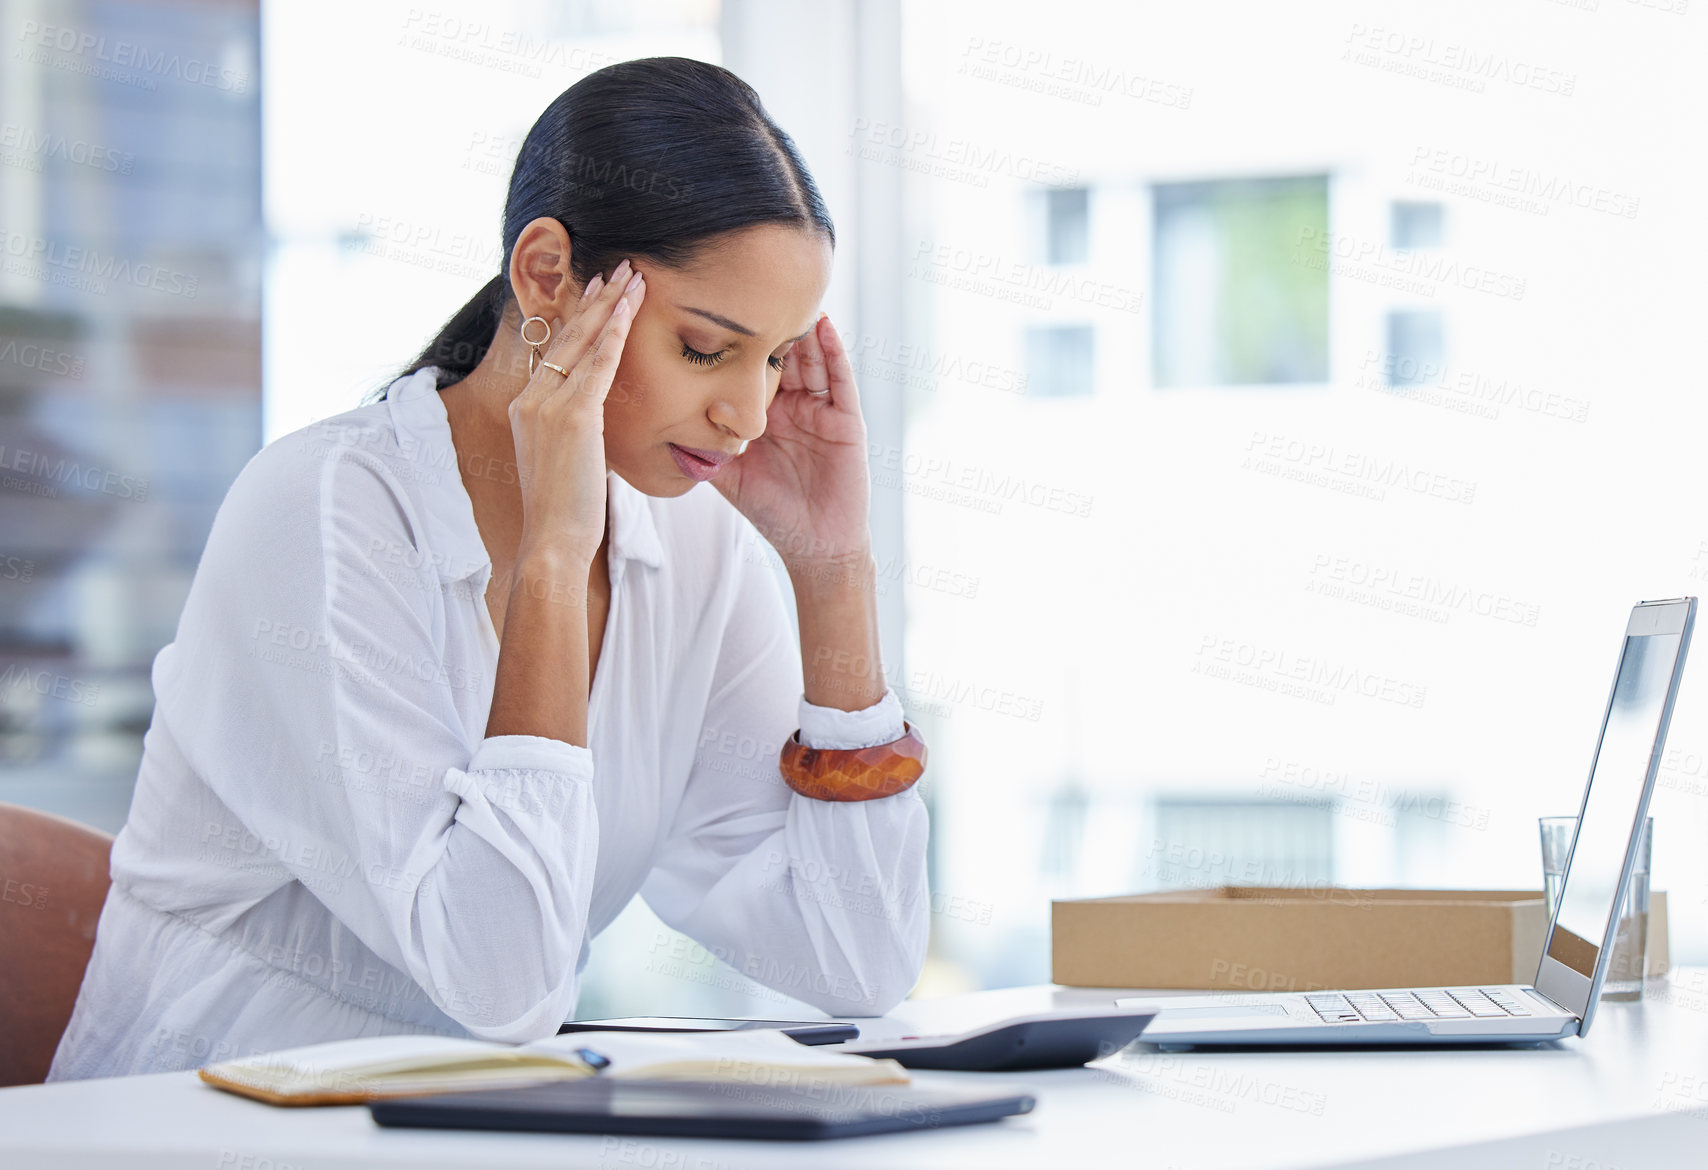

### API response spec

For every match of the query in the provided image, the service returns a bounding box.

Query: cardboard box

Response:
[1052,887,1669,991]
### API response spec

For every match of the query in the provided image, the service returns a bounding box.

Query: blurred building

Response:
[893,3,1708,987]
[0,0,261,830]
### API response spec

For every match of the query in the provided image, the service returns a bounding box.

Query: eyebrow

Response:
[680,304,815,343]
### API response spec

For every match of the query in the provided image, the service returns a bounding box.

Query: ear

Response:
[508,217,575,327]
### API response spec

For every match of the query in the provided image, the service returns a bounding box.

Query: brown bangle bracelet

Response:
[777,721,927,802]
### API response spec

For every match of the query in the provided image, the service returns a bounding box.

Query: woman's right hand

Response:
[508,257,646,568]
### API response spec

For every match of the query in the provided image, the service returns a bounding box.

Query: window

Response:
[1025,325,1095,398]
[1043,187,1090,265]
[1151,176,1329,387]
[1384,309,1445,388]
[1039,782,1091,879]
[1391,201,1444,249]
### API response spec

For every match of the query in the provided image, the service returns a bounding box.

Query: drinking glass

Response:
[1538,815,1651,1000]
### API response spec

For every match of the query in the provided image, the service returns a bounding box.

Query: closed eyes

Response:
[681,342,788,372]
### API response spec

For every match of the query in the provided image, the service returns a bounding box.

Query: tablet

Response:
[370,1077,1036,1141]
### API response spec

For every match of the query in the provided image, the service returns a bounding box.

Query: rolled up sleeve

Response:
[638,539,930,1017]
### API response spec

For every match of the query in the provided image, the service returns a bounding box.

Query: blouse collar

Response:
[384,367,663,586]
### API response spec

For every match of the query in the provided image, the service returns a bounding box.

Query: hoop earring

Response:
[520,315,551,376]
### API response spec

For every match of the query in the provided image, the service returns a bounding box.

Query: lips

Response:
[670,444,736,467]
[668,443,737,483]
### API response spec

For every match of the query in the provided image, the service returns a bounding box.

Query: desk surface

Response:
[6,975,1708,1170]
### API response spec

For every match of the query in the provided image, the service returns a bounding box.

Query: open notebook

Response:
[199,1028,909,1107]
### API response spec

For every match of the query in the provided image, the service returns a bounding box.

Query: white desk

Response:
[5,973,1708,1169]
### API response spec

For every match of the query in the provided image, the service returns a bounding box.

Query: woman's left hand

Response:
[712,313,873,570]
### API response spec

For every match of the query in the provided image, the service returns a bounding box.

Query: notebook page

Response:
[209,1035,517,1082]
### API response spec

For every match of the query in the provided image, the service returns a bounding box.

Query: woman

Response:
[47,57,930,1080]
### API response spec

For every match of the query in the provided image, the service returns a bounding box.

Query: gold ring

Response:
[540,360,569,377]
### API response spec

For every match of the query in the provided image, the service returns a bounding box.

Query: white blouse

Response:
[46,367,930,1081]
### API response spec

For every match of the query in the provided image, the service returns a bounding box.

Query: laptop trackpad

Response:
[1154,1004,1290,1021]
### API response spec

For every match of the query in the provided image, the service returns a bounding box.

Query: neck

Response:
[448,346,528,440]
[440,350,613,561]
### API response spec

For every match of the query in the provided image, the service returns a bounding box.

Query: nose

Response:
[706,369,770,442]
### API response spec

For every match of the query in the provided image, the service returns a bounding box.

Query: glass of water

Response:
[1538,814,1652,1000]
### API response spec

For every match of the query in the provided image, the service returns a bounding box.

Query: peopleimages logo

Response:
[0,123,134,174]
[1242,431,1477,506]
[0,443,148,500]
[868,443,1096,518]
[957,37,1194,110]
[1407,146,1640,220]
[0,340,84,378]
[1194,634,1428,709]
[1341,24,1577,97]
[1295,227,1526,301]
[17,21,249,93]
[0,664,100,707]
[0,232,199,299]
[1308,554,1542,627]
[909,239,1145,314]
[848,118,1081,188]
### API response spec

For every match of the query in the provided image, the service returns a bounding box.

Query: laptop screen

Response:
[1545,617,1688,979]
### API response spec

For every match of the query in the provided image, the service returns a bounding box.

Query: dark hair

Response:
[382,56,835,397]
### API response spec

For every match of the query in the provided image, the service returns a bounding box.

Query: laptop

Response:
[1117,596,1695,1048]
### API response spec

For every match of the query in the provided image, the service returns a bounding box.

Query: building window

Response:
[1039,782,1090,879]
[1144,798,1336,890]
[1384,310,1445,388]
[1391,201,1444,249]
[1043,187,1090,265]
[1025,325,1095,398]
[1151,176,1329,387]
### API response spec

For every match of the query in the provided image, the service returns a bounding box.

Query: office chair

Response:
[0,802,113,1086]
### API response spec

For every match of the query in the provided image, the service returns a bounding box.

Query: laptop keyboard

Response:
[1305,988,1534,1024]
